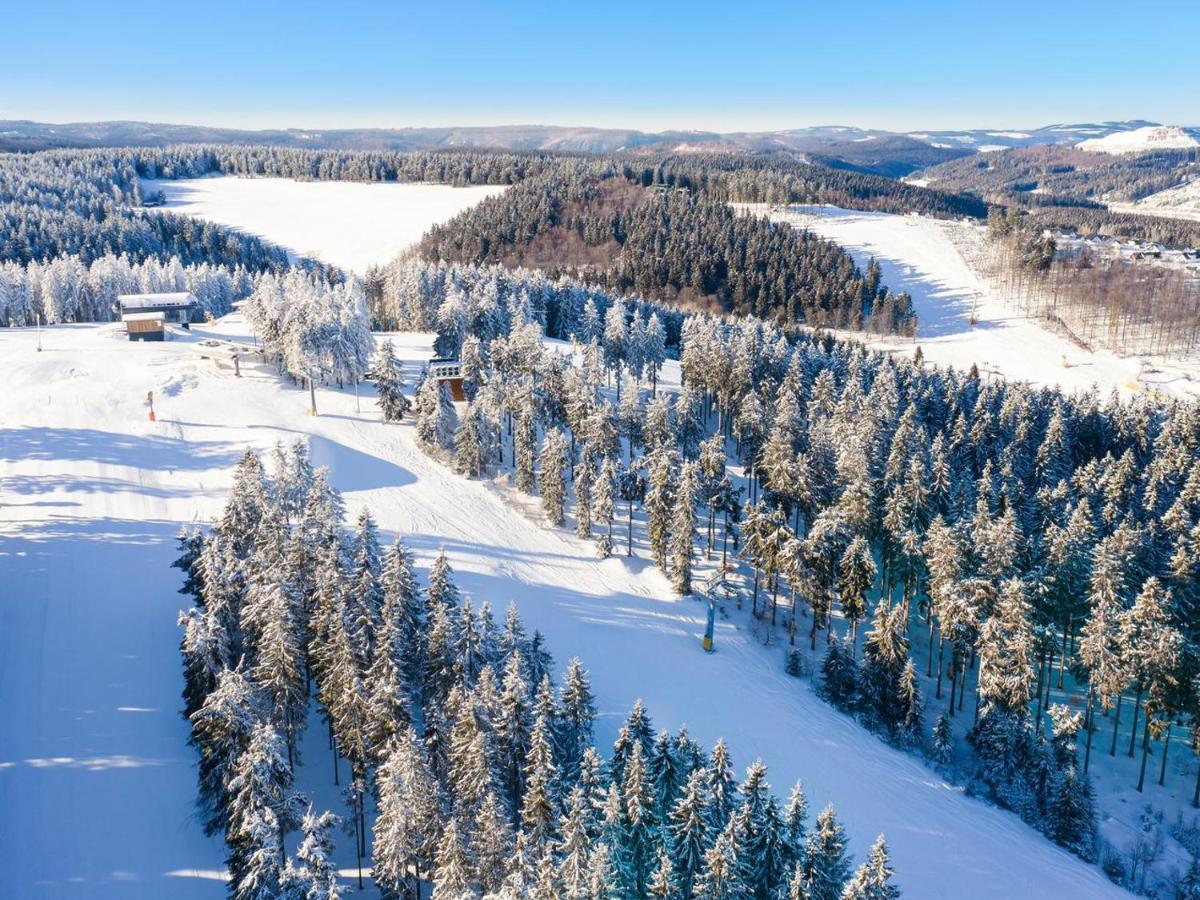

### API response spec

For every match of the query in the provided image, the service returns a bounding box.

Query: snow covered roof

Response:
[122,311,166,322]
[117,292,197,310]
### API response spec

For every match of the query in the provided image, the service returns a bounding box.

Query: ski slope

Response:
[0,318,1129,898]
[752,204,1198,397]
[141,176,506,274]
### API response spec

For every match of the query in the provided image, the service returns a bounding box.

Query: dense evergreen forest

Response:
[177,450,901,899]
[358,254,1200,891]
[416,168,916,333]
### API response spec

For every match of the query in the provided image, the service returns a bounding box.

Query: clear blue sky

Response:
[3,0,1197,132]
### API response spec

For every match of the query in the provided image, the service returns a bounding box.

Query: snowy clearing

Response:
[0,318,1128,898]
[141,176,506,274]
[746,204,1200,399]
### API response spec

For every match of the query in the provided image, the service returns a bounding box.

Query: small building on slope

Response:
[117,292,200,327]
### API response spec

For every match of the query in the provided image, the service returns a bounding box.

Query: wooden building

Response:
[123,311,166,342]
[430,358,466,401]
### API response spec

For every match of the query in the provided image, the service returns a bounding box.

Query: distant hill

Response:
[4,117,1192,178]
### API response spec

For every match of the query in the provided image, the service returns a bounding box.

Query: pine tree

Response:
[593,456,617,558]
[373,728,442,897]
[837,537,876,647]
[930,713,953,765]
[540,427,569,526]
[473,790,515,894]
[374,339,411,422]
[841,835,900,900]
[281,808,343,900]
[648,846,681,899]
[498,652,532,818]
[515,405,539,494]
[557,787,595,899]
[670,768,711,897]
[559,658,597,781]
[623,740,657,895]
[646,448,676,571]
[576,450,596,538]
[820,637,859,710]
[694,819,749,900]
[432,820,474,900]
[707,738,736,835]
[804,804,851,900]
[670,461,700,594]
[781,780,809,877]
[522,711,561,854]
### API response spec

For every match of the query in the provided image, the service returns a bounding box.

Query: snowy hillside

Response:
[141,177,505,274]
[1076,125,1200,154]
[1110,178,1200,222]
[749,204,1200,399]
[0,319,1129,898]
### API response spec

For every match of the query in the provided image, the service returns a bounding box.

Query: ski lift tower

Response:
[701,566,730,653]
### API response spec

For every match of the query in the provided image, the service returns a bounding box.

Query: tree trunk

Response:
[627,501,635,556]
[789,585,797,646]
[1129,688,1144,758]
[1057,614,1071,689]
[1084,689,1095,773]
[1110,693,1122,756]
[935,637,945,700]
[1160,723,1172,787]
[926,617,936,677]
[1137,720,1152,792]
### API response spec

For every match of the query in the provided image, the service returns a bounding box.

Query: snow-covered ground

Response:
[0,318,1129,898]
[1076,125,1200,154]
[141,176,506,274]
[748,204,1200,399]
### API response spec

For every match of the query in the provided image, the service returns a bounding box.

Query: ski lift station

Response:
[117,292,200,340]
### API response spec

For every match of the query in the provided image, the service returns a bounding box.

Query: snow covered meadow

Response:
[142,177,506,274]
[0,316,1131,898]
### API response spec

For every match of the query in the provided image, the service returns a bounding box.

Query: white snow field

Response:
[141,176,506,274]
[1076,125,1199,154]
[0,318,1129,898]
[749,204,1200,399]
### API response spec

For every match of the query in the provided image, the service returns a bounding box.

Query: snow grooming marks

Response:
[0,320,1128,898]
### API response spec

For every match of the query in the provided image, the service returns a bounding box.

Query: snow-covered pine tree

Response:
[281,808,342,900]
[558,658,597,781]
[804,804,851,900]
[646,448,676,572]
[373,727,442,895]
[432,819,474,900]
[522,710,561,854]
[837,536,876,647]
[575,450,596,538]
[373,339,411,422]
[840,835,900,900]
[693,818,748,900]
[930,712,953,765]
[669,461,700,594]
[515,404,539,494]
[593,456,617,558]
[669,768,711,896]
[540,427,569,526]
